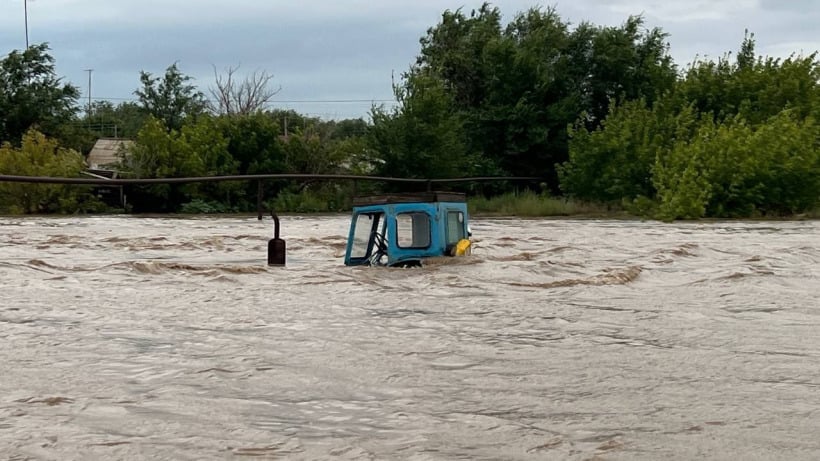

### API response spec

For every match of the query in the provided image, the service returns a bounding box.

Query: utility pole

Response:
[84,69,93,129]
[24,0,29,48]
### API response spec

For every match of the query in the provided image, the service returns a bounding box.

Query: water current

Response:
[1,215,818,460]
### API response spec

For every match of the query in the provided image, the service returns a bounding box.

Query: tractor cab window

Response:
[446,211,466,244]
[350,212,384,259]
[396,212,431,248]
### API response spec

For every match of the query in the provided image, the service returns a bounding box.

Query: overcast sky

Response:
[1,0,818,119]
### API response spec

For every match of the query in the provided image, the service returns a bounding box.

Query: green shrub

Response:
[0,130,104,214]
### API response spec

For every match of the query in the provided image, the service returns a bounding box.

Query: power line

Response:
[265,99,397,104]
[87,96,398,104]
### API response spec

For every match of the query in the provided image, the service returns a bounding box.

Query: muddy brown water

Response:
[1,215,818,460]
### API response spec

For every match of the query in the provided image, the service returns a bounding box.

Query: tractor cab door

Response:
[344,210,387,266]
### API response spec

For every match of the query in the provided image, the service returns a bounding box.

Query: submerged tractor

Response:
[343,192,472,267]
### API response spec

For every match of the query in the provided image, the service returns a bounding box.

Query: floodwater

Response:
[1,215,818,460]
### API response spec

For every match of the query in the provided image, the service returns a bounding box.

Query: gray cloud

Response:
[1,0,817,119]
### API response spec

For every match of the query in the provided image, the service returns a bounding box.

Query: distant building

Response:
[85,138,133,209]
[86,138,133,172]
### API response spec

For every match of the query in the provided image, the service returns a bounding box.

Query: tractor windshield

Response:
[348,212,386,265]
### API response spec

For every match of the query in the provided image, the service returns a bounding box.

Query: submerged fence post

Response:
[257,180,264,220]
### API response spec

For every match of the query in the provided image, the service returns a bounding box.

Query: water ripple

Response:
[1,216,818,459]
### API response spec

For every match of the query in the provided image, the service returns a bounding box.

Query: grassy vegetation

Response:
[267,185,354,213]
[265,189,629,217]
[170,188,820,219]
[467,190,616,217]
[802,207,820,219]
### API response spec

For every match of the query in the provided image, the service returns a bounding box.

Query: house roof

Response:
[86,138,133,170]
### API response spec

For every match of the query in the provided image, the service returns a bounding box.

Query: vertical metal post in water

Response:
[267,211,286,266]
[256,180,263,220]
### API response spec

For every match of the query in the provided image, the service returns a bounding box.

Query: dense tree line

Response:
[372,5,677,190]
[374,6,818,218]
[0,47,372,213]
[1,4,818,218]
[561,33,820,218]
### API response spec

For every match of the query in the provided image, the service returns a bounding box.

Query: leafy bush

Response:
[0,130,103,214]
[562,34,820,219]
[653,112,820,220]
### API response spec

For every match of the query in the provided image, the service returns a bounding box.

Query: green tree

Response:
[122,116,234,211]
[654,111,820,219]
[134,63,208,132]
[326,118,368,141]
[0,130,101,213]
[281,131,346,175]
[0,43,80,145]
[82,100,149,139]
[369,73,477,180]
[561,99,660,203]
[752,112,820,214]
[383,5,677,189]
[332,135,373,175]
[214,112,283,175]
[652,116,728,220]
[562,34,820,219]
[673,33,820,125]
[213,112,285,205]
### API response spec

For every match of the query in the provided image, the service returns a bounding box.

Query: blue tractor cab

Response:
[344,192,472,267]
